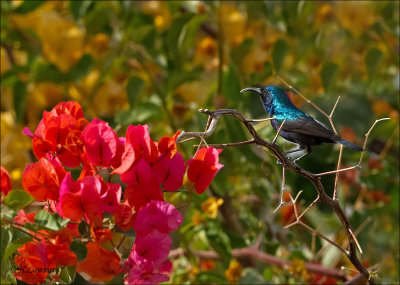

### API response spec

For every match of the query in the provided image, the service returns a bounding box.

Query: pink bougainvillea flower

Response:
[58,173,105,223]
[1,165,12,196]
[77,242,120,283]
[125,262,171,285]
[120,159,152,186]
[99,181,121,214]
[126,124,159,163]
[22,157,67,201]
[81,118,123,168]
[134,200,182,236]
[132,230,171,266]
[152,152,185,191]
[187,147,224,194]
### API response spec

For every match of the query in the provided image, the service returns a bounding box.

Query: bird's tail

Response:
[336,138,363,151]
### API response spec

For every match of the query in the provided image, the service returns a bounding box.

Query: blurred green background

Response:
[1,1,399,284]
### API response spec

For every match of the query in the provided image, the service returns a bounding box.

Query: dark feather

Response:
[276,117,340,141]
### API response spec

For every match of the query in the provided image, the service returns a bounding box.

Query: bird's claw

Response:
[276,159,283,165]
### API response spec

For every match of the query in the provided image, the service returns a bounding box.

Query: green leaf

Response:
[206,223,232,265]
[222,64,241,106]
[196,272,226,284]
[1,227,13,261]
[13,0,45,14]
[166,68,201,91]
[2,237,32,263]
[34,63,67,83]
[115,102,163,126]
[126,76,145,108]
[85,5,113,34]
[178,14,208,56]
[68,54,93,81]
[365,47,383,78]
[272,38,288,72]
[70,241,87,262]
[4,190,34,210]
[320,61,338,91]
[34,211,70,231]
[13,80,27,123]
[262,267,274,281]
[240,268,268,284]
[70,0,92,21]
[60,265,76,284]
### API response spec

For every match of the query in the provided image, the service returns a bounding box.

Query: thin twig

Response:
[333,145,344,200]
[273,167,286,213]
[317,118,390,176]
[272,119,286,144]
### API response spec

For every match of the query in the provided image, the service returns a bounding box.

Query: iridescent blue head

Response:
[240,85,300,116]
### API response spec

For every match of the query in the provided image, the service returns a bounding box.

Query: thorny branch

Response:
[177,107,388,284]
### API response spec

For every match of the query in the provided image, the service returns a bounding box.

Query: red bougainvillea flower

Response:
[27,101,89,168]
[22,157,67,201]
[91,226,113,244]
[113,125,158,174]
[38,228,77,267]
[186,147,224,194]
[134,200,183,236]
[123,180,164,221]
[114,201,135,231]
[58,173,121,223]
[77,242,120,283]
[14,242,54,284]
[152,131,185,191]
[14,210,36,224]
[81,118,123,168]
[1,165,12,196]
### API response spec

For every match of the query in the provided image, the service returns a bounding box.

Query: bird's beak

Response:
[240,87,263,94]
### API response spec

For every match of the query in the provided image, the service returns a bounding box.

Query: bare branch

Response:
[176,108,382,284]
[169,247,348,280]
[272,119,286,144]
[333,145,344,200]
[273,167,287,213]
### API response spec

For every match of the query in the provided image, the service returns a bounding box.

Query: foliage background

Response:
[1,1,399,283]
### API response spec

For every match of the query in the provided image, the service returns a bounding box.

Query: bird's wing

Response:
[279,117,340,140]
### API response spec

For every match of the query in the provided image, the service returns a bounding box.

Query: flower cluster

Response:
[3,101,223,284]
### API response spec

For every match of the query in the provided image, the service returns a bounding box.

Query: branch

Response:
[177,108,383,284]
[169,247,348,280]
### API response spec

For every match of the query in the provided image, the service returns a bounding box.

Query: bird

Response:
[240,85,363,163]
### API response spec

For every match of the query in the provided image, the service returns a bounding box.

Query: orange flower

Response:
[77,242,121,282]
[340,126,357,143]
[200,259,215,271]
[1,165,12,196]
[47,228,77,267]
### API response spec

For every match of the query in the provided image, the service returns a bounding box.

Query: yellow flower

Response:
[219,4,246,46]
[241,46,269,77]
[85,33,110,59]
[1,112,32,189]
[225,260,243,283]
[10,2,84,72]
[192,212,203,226]
[140,1,171,30]
[335,2,377,36]
[25,82,65,130]
[87,74,129,118]
[175,81,209,105]
[288,258,312,281]
[201,197,224,219]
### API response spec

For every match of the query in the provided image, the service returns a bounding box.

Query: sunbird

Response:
[241,85,363,162]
